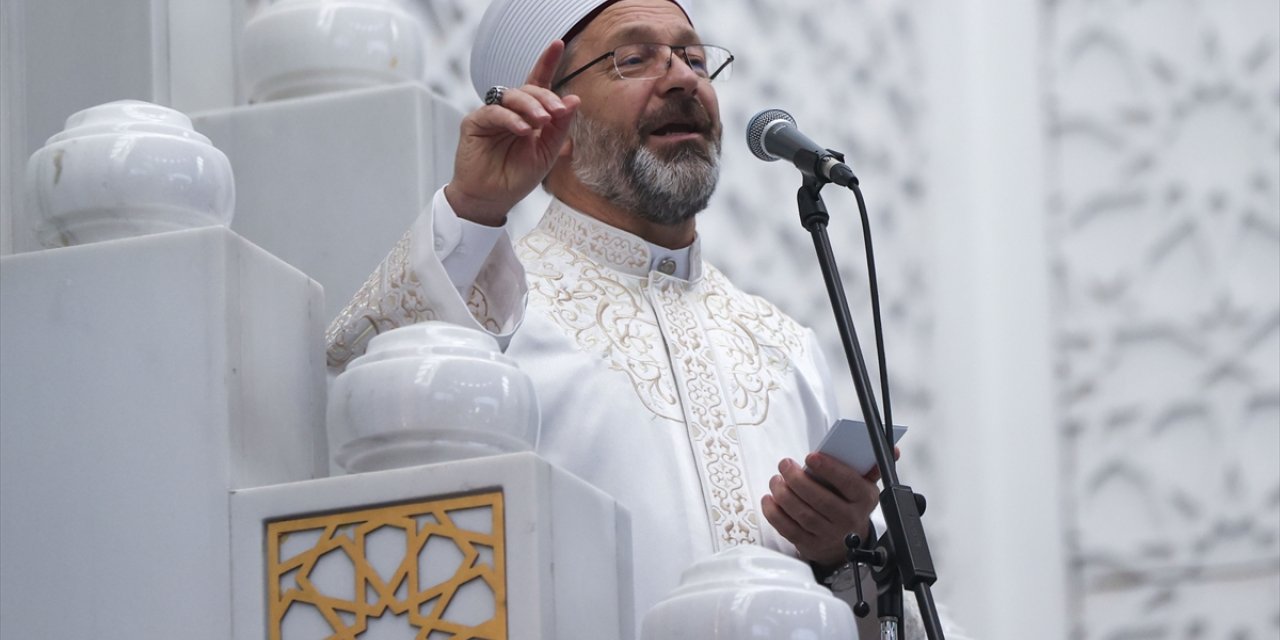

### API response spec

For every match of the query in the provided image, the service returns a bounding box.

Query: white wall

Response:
[924,0,1067,636]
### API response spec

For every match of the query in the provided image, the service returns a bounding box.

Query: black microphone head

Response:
[746,108,796,162]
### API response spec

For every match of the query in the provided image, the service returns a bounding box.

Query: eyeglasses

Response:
[552,43,734,92]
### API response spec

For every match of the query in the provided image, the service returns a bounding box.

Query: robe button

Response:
[657,258,677,275]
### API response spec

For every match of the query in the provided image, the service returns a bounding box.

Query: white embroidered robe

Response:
[327,197,963,639]
[512,201,840,600]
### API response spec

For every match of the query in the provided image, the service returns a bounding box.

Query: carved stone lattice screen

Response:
[1046,0,1280,637]
[268,492,507,639]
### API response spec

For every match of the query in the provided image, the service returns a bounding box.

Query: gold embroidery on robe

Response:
[517,202,810,549]
[326,230,439,369]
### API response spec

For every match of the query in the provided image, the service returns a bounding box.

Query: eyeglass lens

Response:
[613,44,731,80]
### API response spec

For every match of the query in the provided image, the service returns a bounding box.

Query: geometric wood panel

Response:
[268,491,506,640]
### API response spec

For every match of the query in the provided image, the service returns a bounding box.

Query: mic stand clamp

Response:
[794,170,946,640]
[840,523,883,619]
[844,500,927,640]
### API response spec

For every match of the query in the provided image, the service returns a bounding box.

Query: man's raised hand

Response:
[444,40,581,226]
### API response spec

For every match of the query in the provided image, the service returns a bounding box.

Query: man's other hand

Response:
[761,449,896,569]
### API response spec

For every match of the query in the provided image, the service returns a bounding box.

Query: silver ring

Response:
[484,85,507,106]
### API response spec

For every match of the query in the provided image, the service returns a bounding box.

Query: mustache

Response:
[638,96,716,136]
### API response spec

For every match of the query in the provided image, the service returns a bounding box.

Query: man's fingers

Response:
[804,453,876,503]
[519,85,571,116]
[778,459,849,516]
[544,94,580,136]
[768,473,832,536]
[468,106,535,136]
[494,89,553,126]
[761,495,815,547]
[527,40,566,88]
[469,86,577,139]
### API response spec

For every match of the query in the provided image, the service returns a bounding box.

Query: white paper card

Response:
[811,419,908,476]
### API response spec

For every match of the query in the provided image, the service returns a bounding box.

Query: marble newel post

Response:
[0,101,328,639]
[230,323,636,639]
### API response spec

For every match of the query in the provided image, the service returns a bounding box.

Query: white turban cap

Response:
[469,0,691,101]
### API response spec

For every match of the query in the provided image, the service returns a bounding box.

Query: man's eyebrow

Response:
[606,23,702,47]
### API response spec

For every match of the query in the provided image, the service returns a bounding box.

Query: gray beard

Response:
[570,114,720,226]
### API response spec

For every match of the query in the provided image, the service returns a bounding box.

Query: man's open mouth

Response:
[649,121,703,137]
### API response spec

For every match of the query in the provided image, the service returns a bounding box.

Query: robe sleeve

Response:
[324,187,528,371]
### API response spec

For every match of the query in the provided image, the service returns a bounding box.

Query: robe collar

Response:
[539,198,703,282]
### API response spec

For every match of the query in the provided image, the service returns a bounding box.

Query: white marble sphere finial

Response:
[24,100,235,249]
[641,545,858,640]
[239,0,427,103]
[327,322,541,473]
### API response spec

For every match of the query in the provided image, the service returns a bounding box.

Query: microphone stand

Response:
[793,160,945,640]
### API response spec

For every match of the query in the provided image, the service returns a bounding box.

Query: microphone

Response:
[746,109,857,188]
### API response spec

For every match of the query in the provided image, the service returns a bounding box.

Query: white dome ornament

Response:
[25,100,235,249]
[239,0,426,103]
[326,322,541,473]
[641,546,858,640]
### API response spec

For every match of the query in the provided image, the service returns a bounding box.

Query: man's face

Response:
[559,0,723,224]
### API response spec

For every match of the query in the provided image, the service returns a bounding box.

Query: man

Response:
[327,0,963,636]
